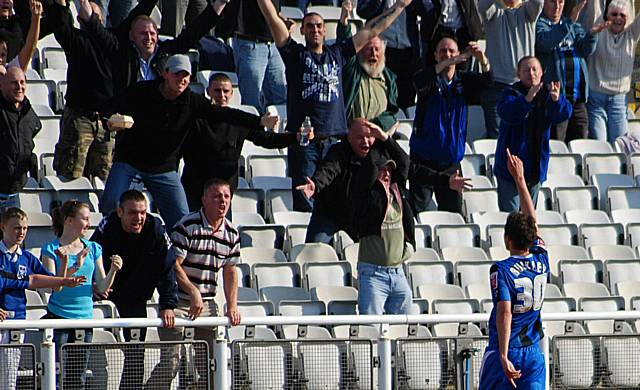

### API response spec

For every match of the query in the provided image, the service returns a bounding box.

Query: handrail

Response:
[2,311,639,329]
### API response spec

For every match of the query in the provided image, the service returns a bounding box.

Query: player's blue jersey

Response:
[487,240,549,350]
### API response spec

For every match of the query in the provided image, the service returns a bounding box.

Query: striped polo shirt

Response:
[171,209,240,301]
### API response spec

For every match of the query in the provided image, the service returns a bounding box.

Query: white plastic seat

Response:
[536,210,565,224]
[240,247,287,264]
[467,175,494,189]
[465,283,491,301]
[250,176,291,192]
[472,139,497,156]
[26,80,56,110]
[564,210,611,225]
[434,224,481,251]
[462,189,499,217]
[602,337,640,387]
[252,262,301,289]
[431,299,481,336]
[554,337,596,388]
[562,282,610,300]
[580,223,625,248]
[417,283,465,300]
[558,260,603,284]
[267,188,293,217]
[272,211,311,226]
[406,261,454,292]
[455,261,494,290]
[303,261,351,289]
[241,140,281,158]
[549,139,570,154]
[554,186,598,213]
[546,245,590,282]
[440,246,488,263]
[569,139,614,155]
[608,187,640,210]
[232,188,264,215]
[488,245,509,260]
[590,174,635,210]
[413,224,432,248]
[615,280,640,308]
[579,296,625,334]
[605,259,640,294]
[233,212,266,226]
[290,242,339,264]
[486,224,506,248]
[409,247,441,261]
[547,153,582,175]
[583,153,626,178]
[416,211,465,227]
[285,224,308,252]
[247,155,287,179]
[310,285,358,304]
[542,297,576,337]
[590,245,636,261]
[543,174,584,190]
[461,154,486,176]
[538,224,579,246]
[259,286,310,312]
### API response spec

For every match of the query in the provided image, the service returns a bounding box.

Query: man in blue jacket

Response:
[91,189,177,389]
[409,37,492,213]
[494,56,572,212]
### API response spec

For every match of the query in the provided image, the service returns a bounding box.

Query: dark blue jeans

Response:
[305,206,342,244]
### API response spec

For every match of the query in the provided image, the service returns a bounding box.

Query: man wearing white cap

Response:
[102,54,264,230]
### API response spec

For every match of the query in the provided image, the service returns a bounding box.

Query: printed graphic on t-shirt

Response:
[302,56,340,102]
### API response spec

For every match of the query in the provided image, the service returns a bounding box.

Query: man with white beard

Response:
[338,2,400,131]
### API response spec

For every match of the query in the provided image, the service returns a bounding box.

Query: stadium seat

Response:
[327,300,358,315]
[546,244,590,282]
[232,188,264,216]
[406,261,454,292]
[615,281,640,309]
[462,189,499,218]
[409,247,441,261]
[465,283,491,301]
[602,337,640,387]
[247,155,287,180]
[628,223,640,248]
[553,336,596,388]
[549,139,570,154]
[290,242,338,265]
[455,261,494,290]
[604,260,640,294]
[416,211,465,227]
[583,153,627,179]
[433,224,481,251]
[543,173,585,190]
[564,210,611,225]
[303,261,351,289]
[266,189,293,219]
[536,187,554,210]
[546,283,564,297]
[554,186,598,213]
[431,299,481,336]
[558,259,603,284]
[578,296,625,334]
[580,223,625,248]
[538,224,579,246]
[590,174,635,210]
[259,286,310,312]
[310,285,358,305]
[233,212,266,225]
[240,247,287,265]
[252,262,301,289]
[284,224,308,252]
[239,224,285,249]
[272,211,311,227]
[472,139,497,157]
[471,211,508,238]
[488,245,509,260]
[440,246,488,263]
[608,187,640,211]
[590,245,636,261]
[413,224,433,248]
[467,175,494,189]
[417,283,465,300]
[536,210,565,224]
[562,282,610,300]
[568,139,614,155]
[548,153,582,176]
[461,154,487,176]
[542,297,576,337]
[241,139,281,158]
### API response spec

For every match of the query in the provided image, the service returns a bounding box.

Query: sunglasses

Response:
[610,12,627,17]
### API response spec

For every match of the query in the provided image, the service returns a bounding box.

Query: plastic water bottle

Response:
[300,116,312,147]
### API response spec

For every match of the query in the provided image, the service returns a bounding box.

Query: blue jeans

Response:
[288,139,339,212]
[305,206,342,244]
[496,176,540,213]
[588,89,628,143]
[357,262,413,315]
[233,38,287,113]
[102,162,189,230]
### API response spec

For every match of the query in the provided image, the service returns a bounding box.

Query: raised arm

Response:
[478,0,499,22]
[352,0,413,52]
[16,0,41,72]
[256,0,291,47]
[93,255,122,293]
[523,0,544,22]
[506,149,538,230]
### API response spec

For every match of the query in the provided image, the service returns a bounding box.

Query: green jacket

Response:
[337,23,399,131]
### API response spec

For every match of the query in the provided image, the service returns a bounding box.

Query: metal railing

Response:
[1,311,640,390]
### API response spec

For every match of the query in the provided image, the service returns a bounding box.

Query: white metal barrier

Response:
[2,311,640,390]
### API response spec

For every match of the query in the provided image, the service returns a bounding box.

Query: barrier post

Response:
[41,328,56,390]
[378,323,393,390]
[542,334,550,390]
[213,324,229,389]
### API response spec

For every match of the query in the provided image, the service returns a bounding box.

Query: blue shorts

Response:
[478,343,546,389]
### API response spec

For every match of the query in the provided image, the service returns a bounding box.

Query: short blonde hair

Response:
[608,0,631,18]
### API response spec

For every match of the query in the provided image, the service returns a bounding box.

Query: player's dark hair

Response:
[118,189,147,207]
[302,12,324,24]
[208,72,232,86]
[1,207,27,224]
[203,178,231,196]
[51,200,90,237]
[504,212,537,251]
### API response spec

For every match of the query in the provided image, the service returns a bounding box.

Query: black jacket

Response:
[349,137,415,247]
[84,0,220,95]
[103,79,261,173]
[181,113,296,191]
[415,0,483,44]
[91,212,177,311]
[0,96,40,194]
[48,3,114,111]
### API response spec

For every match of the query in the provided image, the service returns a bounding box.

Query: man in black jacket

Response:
[102,55,262,230]
[296,118,401,244]
[349,135,415,314]
[0,66,40,203]
[83,0,229,96]
[91,189,177,389]
[180,72,307,210]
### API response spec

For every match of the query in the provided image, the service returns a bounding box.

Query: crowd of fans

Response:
[0,0,638,386]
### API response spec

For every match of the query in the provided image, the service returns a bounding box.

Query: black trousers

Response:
[385,47,418,110]
[552,101,588,142]
[409,159,462,214]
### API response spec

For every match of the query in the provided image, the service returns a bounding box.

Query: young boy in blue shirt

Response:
[0,207,85,390]
[478,149,550,389]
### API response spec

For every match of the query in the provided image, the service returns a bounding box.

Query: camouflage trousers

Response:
[53,105,114,181]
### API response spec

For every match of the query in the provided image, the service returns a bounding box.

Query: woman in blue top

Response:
[41,200,122,387]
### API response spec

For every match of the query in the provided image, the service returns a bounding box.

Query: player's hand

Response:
[448,170,473,193]
[30,0,43,18]
[260,113,279,130]
[500,355,522,387]
[525,83,543,103]
[161,309,176,328]
[109,254,123,272]
[0,308,7,321]
[548,81,561,102]
[226,306,242,326]
[506,149,525,183]
[188,289,204,320]
[295,177,316,199]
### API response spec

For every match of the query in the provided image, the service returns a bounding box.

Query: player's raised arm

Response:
[256,0,290,47]
[507,148,539,235]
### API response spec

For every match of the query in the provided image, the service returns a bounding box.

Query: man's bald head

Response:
[1,66,26,106]
[348,118,376,158]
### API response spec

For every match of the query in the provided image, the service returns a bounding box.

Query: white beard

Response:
[359,56,386,78]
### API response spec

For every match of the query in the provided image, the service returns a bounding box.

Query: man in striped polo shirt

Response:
[147,178,240,389]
